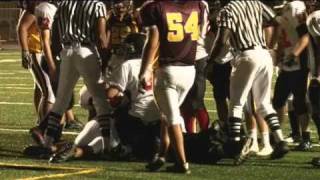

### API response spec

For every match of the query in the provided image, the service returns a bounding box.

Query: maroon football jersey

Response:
[141,1,205,66]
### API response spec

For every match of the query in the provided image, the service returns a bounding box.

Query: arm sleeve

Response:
[34,2,57,30]
[95,2,108,18]
[216,8,234,31]
[261,2,276,24]
[200,1,210,37]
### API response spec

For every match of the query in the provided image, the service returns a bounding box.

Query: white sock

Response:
[261,132,271,148]
[249,129,258,144]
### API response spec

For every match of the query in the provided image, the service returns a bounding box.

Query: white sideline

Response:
[0,59,20,63]
[0,128,79,135]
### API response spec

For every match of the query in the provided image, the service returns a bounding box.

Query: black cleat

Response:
[312,157,320,167]
[29,126,45,147]
[295,140,312,151]
[166,163,191,174]
[234,137,253,165]
[271,141,289,159]
[145,157,165,172]
[49,142,75,163]
[23,145,52,159]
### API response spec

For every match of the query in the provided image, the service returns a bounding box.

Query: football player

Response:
[139,0,207,174]
[107,0,138,73]
[180,0,210,133]
[306,3,320,167]
[272,1,312,151]
[17,1,56,125]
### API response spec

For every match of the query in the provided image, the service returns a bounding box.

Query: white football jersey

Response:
[196,0,210,60]
[34,2,57,30]
[277,0,308,71]
[108,59,160,123]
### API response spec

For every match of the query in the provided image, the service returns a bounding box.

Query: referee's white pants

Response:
[154,65,195,129]
[230,48,276,119]
[51,46,111,116]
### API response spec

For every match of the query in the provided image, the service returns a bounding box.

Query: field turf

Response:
[0,50,320,180]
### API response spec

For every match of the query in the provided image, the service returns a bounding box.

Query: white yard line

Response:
[0,72,15,75]
[0,59,20,63]
[0,128,78,135]
[0,101,81,107]
[0,87,34,90]
[0,102,33,105]
[0,77,31,80]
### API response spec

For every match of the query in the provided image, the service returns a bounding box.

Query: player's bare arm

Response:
[97,16,112,72]
[17,10,35,69]
[41,29,57,82]
[139,26,159,88]
[208,27,232,64]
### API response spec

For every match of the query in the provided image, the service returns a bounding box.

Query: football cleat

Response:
[295,140,313,151]
[145,156,166,172]
[29,126,46,147]
[49,142,75,163]
[109,144,132,160]
[270,141,289,159]
[166,162,191,174]
[23,145,52,159]
[234,137,253,165]
[249,140,259,154]
[256,146,273,156]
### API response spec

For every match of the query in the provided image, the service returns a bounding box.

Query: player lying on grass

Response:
[41,33,227,166]
[49,33,162,163]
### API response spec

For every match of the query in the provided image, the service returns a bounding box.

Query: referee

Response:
[35,0,113,148]
[208,0,289,164]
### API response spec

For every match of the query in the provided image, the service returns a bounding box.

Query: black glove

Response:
[21,50,32,69]
[283,54,297,67]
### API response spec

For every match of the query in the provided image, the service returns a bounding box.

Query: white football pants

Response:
[51,45,111,116]
[154,65,195,128]
[230,47,276,119]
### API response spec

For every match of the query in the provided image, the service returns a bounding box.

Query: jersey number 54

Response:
[166,11,199,42]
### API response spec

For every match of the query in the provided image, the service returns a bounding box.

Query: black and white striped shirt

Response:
[217,0,276,51]
[56,0,107,44]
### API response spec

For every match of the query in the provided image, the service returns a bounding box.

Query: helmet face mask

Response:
[112,0,132,16]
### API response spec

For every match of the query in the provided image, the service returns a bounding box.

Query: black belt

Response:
[240,45,267,52]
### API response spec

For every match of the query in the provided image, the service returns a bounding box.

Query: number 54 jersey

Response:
[141,1,207,66]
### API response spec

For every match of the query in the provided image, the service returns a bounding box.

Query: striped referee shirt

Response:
[56,0,107,44]
[217,0,276,51]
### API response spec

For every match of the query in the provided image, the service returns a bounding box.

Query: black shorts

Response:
[272,70,309,115]
[210,61,232,101]
[182,57,208,112]
[309,79,320,116]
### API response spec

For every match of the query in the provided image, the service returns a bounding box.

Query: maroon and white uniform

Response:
[141,1,205,126]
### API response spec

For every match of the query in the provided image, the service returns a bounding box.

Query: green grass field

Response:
[0,50,320,180]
